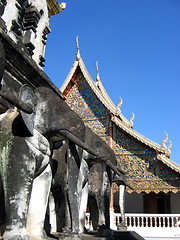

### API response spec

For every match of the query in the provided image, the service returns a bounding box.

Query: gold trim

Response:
[46,0,66,17]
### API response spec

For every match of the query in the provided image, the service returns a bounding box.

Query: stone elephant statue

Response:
[78,126,131,232]
[50,126,127,234]
[0,85,102,240]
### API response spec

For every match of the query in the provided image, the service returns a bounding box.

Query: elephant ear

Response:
[19,85,36,135]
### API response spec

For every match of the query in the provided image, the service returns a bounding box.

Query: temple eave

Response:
[113,184,180,194]
[46,0,65,17]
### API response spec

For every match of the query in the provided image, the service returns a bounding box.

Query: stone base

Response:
[117,224,127,231]
[49,230,145,240]
[58,232,82,240]
[112,231,145,240]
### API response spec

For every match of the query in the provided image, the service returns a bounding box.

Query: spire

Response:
[76,36,81,61]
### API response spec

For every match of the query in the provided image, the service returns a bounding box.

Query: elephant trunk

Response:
[59,129,124,176]
[0,88,33,114]
[59,129,98,156]
[98,157,125,176]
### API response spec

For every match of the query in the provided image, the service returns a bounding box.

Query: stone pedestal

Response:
[48,230,145,240]
[117,223,127,231]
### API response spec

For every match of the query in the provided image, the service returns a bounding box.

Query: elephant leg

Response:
[89,197,98,230]
[66,145,81,233]
[79,181,89,233]
[63,191,71,232]
[26,164,52,240]
[97,194,106,228]
[78,158,89,233]
[48,192,57,234]
[2,141,35,240]
[119,184,126,226]
[97,170,108,229]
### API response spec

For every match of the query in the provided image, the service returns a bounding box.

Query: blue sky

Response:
[44,0,180,164]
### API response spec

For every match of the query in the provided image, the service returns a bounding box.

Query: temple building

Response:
[60,39,180,215]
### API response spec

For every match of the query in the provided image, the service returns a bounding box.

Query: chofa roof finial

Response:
[76,36,81,61]
[161,131,169,148]
[130,113,135,127]
[117,97,123,109]
[166,140,172,155]
[161,131,172,155]
[96,61,101,83]
[116,97,123,114]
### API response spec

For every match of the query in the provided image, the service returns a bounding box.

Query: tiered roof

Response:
[60,39,180,193]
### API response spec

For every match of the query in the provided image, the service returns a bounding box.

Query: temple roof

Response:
[46,0,66,17]
[60,40,180,175]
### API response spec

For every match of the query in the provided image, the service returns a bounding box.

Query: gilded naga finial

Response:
[130,113,135,127]
[76,36,80,61]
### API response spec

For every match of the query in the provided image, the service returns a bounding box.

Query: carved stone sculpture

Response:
[79,126,129,232]
[0,85,101,239]
[51,126,128,234]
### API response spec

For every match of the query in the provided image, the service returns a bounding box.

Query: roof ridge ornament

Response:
[117,97,123,110]
[116,97,123,114]
[161,131,168,148]
[130,112,135,127]
[76,36,81,61]
[165,140,172,155]
[59,2,67,11]
[95,61,101,84]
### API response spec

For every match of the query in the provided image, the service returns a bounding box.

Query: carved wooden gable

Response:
[113,128,180,193]
[65,69,110,142]
[61,56,180,194]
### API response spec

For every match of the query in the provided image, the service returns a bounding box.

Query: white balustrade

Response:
[114,213,180,228]
[85,213,180,229]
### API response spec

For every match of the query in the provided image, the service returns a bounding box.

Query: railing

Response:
[115,213,180,228]
[85,213,180,229]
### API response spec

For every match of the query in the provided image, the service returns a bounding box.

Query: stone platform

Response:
[48,230,145,240]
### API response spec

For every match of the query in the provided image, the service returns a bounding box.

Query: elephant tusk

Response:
[0,89,33,114]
